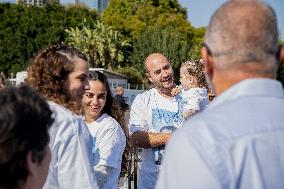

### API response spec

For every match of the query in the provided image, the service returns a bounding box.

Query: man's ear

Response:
[279,46,284,65]
[202,47,214,77]
[27,151,37,176]
[146,72,153,83]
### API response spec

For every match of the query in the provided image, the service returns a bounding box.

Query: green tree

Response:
[65,20,130,69]
[0,2,98,75]
[129,26,192,84]
[102,0,205,80]
[102,0,191,40]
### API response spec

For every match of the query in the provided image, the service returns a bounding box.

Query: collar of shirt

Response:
[207,78,284,110]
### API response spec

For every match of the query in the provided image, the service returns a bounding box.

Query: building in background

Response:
[89,68,129,89]
[77,0,109,10]
[1,0,109,11]
[19,0,45,6]
[87,68,145,105]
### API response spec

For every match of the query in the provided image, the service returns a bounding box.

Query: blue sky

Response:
[179,0,284,40]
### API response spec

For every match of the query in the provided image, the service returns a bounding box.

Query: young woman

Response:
[27,44,97,189]
[82,71,128,189]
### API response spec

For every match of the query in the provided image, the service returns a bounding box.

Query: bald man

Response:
[156,1,284,189]
[129,53,184,189]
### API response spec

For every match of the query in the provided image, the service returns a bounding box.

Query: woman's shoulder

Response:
[48,101,84,136]
[48,101,74,119]
[96,113,120,130]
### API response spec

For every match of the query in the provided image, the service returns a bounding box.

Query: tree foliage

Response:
[102,0,205,84]
[102,0,191,39]
[1,0,206,85]
[65,20,131,69]
[129,26,193,84]
[0,2,97,75]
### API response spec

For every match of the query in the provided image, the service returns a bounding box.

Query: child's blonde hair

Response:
[181,60,207,88]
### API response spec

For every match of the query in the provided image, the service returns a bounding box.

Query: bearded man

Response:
[129,53,184,189]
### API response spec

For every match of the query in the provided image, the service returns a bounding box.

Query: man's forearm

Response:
[131,131,171,148]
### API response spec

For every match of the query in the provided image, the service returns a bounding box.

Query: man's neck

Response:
[156,88,174,98]
[213,70,275,96]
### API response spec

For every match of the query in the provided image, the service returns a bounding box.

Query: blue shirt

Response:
[156,78,284,189]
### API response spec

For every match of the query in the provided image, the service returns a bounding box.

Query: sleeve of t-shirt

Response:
[129,94,149,134]
[155,130,221,189]
[96,126,126,168]
[48,117,97,189]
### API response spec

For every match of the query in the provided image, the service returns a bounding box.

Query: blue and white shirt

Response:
[129,88,184,189]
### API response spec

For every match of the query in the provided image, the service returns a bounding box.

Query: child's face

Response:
[180,66,197,90]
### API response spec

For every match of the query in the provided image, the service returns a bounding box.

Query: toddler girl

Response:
[178,60,209,119]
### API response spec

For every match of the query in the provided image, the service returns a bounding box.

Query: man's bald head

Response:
[205,0,279,75]
[144,53,169,73]
[144,53,175,96]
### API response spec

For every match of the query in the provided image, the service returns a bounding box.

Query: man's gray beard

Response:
[153,82,174,93]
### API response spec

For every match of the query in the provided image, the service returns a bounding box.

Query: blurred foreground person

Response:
[0,86,53,189]
[157,1,284,189]
[27,44,98,189]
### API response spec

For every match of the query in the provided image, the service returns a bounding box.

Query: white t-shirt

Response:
[86,113,126,189]
[182,87,208,112]
[43,101,98,189]
[129,88,184,189]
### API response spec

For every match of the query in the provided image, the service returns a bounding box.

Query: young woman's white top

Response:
[43,101,98,189]
[86,113,126,189]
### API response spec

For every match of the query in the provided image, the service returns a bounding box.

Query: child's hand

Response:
[183,109,197,119]
[171,86,182,96]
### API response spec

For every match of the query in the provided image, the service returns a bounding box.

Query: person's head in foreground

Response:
[145,53,175,97]
[27,44,90,113]
[0,86,54,189]
[202,0,284,95]
[155,1,284,189]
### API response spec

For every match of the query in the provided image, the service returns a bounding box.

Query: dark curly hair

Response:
[86,71,130,174]
[27,44,88,112]
[181,60,208,88]
[0,85,54,189]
